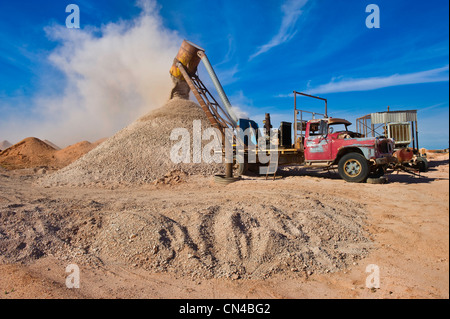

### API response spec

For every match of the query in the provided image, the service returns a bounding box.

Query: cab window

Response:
[309,123,320,136]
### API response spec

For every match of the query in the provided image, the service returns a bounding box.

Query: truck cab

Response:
[303,117,396,182]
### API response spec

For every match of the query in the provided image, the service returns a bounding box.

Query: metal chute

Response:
[170,40,239,135]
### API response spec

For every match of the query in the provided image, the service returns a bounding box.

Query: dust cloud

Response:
[0,0,182,148]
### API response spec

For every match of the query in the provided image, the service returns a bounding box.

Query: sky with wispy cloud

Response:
[249,0,309,60]
[0,0,448,149]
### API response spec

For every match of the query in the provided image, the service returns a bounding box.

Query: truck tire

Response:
[214,174,240,185]
[367,176,388,184]
[415,157,429,172]
[338,153,370,183]
[369,166,385,178]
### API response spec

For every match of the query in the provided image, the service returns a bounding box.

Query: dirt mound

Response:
[0,140,12,151]
[0,137,105,170]
[39,98,223,187]
[54,139,105,168]
[0,137,57,170]
[43,140,61,150]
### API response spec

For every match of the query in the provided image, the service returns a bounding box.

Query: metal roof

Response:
[328,118,352,126]
[308,118,352,125]
[370,110,417,124]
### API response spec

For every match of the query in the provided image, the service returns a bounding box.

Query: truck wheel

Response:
[338,153,370,183]
[415,157,429,172]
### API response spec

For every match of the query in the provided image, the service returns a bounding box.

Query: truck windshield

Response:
[329,123,348,133]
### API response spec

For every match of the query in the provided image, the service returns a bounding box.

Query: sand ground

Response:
[0,155,448,299]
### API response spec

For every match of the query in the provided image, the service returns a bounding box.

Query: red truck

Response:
[299,116,396,182]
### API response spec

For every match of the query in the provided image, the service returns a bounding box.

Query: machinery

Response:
[356,108,429,173]
[170,40,397,183]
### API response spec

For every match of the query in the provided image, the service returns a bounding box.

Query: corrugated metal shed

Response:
[370,110,417,124]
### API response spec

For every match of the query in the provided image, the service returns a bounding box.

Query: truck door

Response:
[304,120,333,161]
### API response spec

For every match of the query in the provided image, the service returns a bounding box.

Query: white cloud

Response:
[0,0,182,147]
[274,93,295,98]
[307,65,449,94]
[249,0,308,60]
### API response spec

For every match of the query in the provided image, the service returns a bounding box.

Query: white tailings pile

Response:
[39,98,222,187]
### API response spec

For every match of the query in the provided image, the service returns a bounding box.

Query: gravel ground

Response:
[0,155,448,298]
[1,169,372,280]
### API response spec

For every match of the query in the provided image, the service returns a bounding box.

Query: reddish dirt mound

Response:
[54,139,105,168]
[0,137,106,170]
[0,137,57,169]
[43,140,61,150]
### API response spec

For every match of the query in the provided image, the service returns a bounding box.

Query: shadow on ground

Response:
[245,159,449,185]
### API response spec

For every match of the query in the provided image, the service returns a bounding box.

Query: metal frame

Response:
[293,91,327,150]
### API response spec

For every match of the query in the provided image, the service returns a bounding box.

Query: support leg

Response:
[225,163,233,178]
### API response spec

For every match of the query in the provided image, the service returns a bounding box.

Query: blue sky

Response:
[0,0,448,149]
